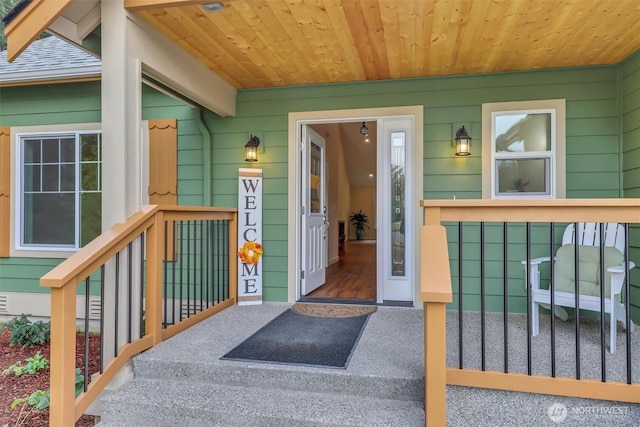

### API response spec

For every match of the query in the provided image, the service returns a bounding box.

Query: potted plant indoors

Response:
[349,210,370,240]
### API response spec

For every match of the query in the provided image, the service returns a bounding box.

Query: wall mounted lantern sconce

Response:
[245,135,261,162]
[454,125,471,156]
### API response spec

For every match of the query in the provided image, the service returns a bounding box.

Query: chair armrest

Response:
[521,257,551,266]
[607,261,636,273]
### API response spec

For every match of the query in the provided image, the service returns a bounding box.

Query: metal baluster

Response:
[179,221,184,321]
[458,222,464,369]
[114,252,120,359]
[100,265,105,373]
[200,220,205,312]
[139,235,145,338]
[574,223,581,380]
[127,242,133,344]
[549,223,556,378]
[480,222,486,372]
[187,220,192,317]
[599,223,606,381]
[526,223,532,376]
[164,221,169,328]
[503,222,509,373]
[84,277,90,392]
[624,223,632,384]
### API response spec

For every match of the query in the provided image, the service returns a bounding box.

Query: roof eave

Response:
[0,65,102,86]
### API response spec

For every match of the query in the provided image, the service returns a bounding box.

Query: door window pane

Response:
[310,142,321,214]
[494,113,551,153]
[495,158,550,195]
[390,131,405,277]
[80,133,102,245]
[23,193,75,245]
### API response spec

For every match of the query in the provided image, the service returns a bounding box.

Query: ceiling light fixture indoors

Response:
[360,122,369,137]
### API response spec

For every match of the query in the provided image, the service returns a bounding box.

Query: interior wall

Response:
[324,123,342,264]
[337,134,351,240]
[349,186,376,240]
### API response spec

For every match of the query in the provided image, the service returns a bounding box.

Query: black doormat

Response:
[221,306,374,369]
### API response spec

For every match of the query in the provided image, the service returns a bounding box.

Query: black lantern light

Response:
[455,125,471,156]
[245,135,260,162]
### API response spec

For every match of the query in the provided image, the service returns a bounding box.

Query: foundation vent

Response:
[180,300,204,319]
[0,295,8,314]
[89,297,102,319]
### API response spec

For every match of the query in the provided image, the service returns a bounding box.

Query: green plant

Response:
[3,314,50,349]
[75,368,85,397]
[2,352,49,376]
[10,389,50,427]
[9,369,84,427]
[348,210,370,240]
[11,390,50,411]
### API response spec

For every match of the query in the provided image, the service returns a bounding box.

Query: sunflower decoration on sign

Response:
[237,241,264,265]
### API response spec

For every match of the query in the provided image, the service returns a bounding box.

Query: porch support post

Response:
[48,286,77,426]
[99,0,142,390]
[421,206,453,426]
[424,300,447,426]
[102,0,143,227]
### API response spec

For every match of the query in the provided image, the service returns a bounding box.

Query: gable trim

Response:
[4,0,75,62]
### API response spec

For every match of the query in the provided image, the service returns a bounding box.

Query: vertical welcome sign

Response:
[237,168,263,305]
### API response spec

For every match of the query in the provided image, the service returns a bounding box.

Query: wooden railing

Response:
[420,199,640,426]
[40,205,238,426]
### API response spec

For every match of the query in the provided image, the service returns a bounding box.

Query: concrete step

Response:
[96,304,426,426]
[99,378,425,427]
[130,354,423,402]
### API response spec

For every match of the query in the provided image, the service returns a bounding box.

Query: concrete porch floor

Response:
[124,303,640,426]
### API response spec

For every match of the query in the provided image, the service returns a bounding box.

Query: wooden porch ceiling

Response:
[128,0,640,89]
[5,0,640,89]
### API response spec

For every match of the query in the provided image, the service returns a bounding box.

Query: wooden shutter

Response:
[0,127,10,257]
[148,119,178,205]
[148,119,178,260]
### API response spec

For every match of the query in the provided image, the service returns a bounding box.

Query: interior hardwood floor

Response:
[306,240,376,300]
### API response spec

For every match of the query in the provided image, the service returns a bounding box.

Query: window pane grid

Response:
[19,132,101,250]
[490,108,556,199]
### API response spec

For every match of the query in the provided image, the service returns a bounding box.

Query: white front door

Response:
[301,125,328,295]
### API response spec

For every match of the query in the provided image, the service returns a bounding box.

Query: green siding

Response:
[0,83,195,294]
[3,59,640,315]
[207,65,627,304]
[621,50,640,320]
[0,82,102,295]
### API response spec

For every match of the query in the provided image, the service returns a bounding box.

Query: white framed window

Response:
[15,128,102,252]
[482,99,566,199]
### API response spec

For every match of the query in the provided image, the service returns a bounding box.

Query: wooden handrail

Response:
[41,205,238,426]
[421,198,640,223]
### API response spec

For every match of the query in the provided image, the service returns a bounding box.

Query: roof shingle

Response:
[0,35,101,84]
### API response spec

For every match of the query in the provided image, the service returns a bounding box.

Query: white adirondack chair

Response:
[522,222,635,352]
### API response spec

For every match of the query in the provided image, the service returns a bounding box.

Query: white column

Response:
[96,0,142,397]
[101,0,142,228]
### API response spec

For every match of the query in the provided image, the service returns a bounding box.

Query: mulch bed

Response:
[0,328,100,427]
